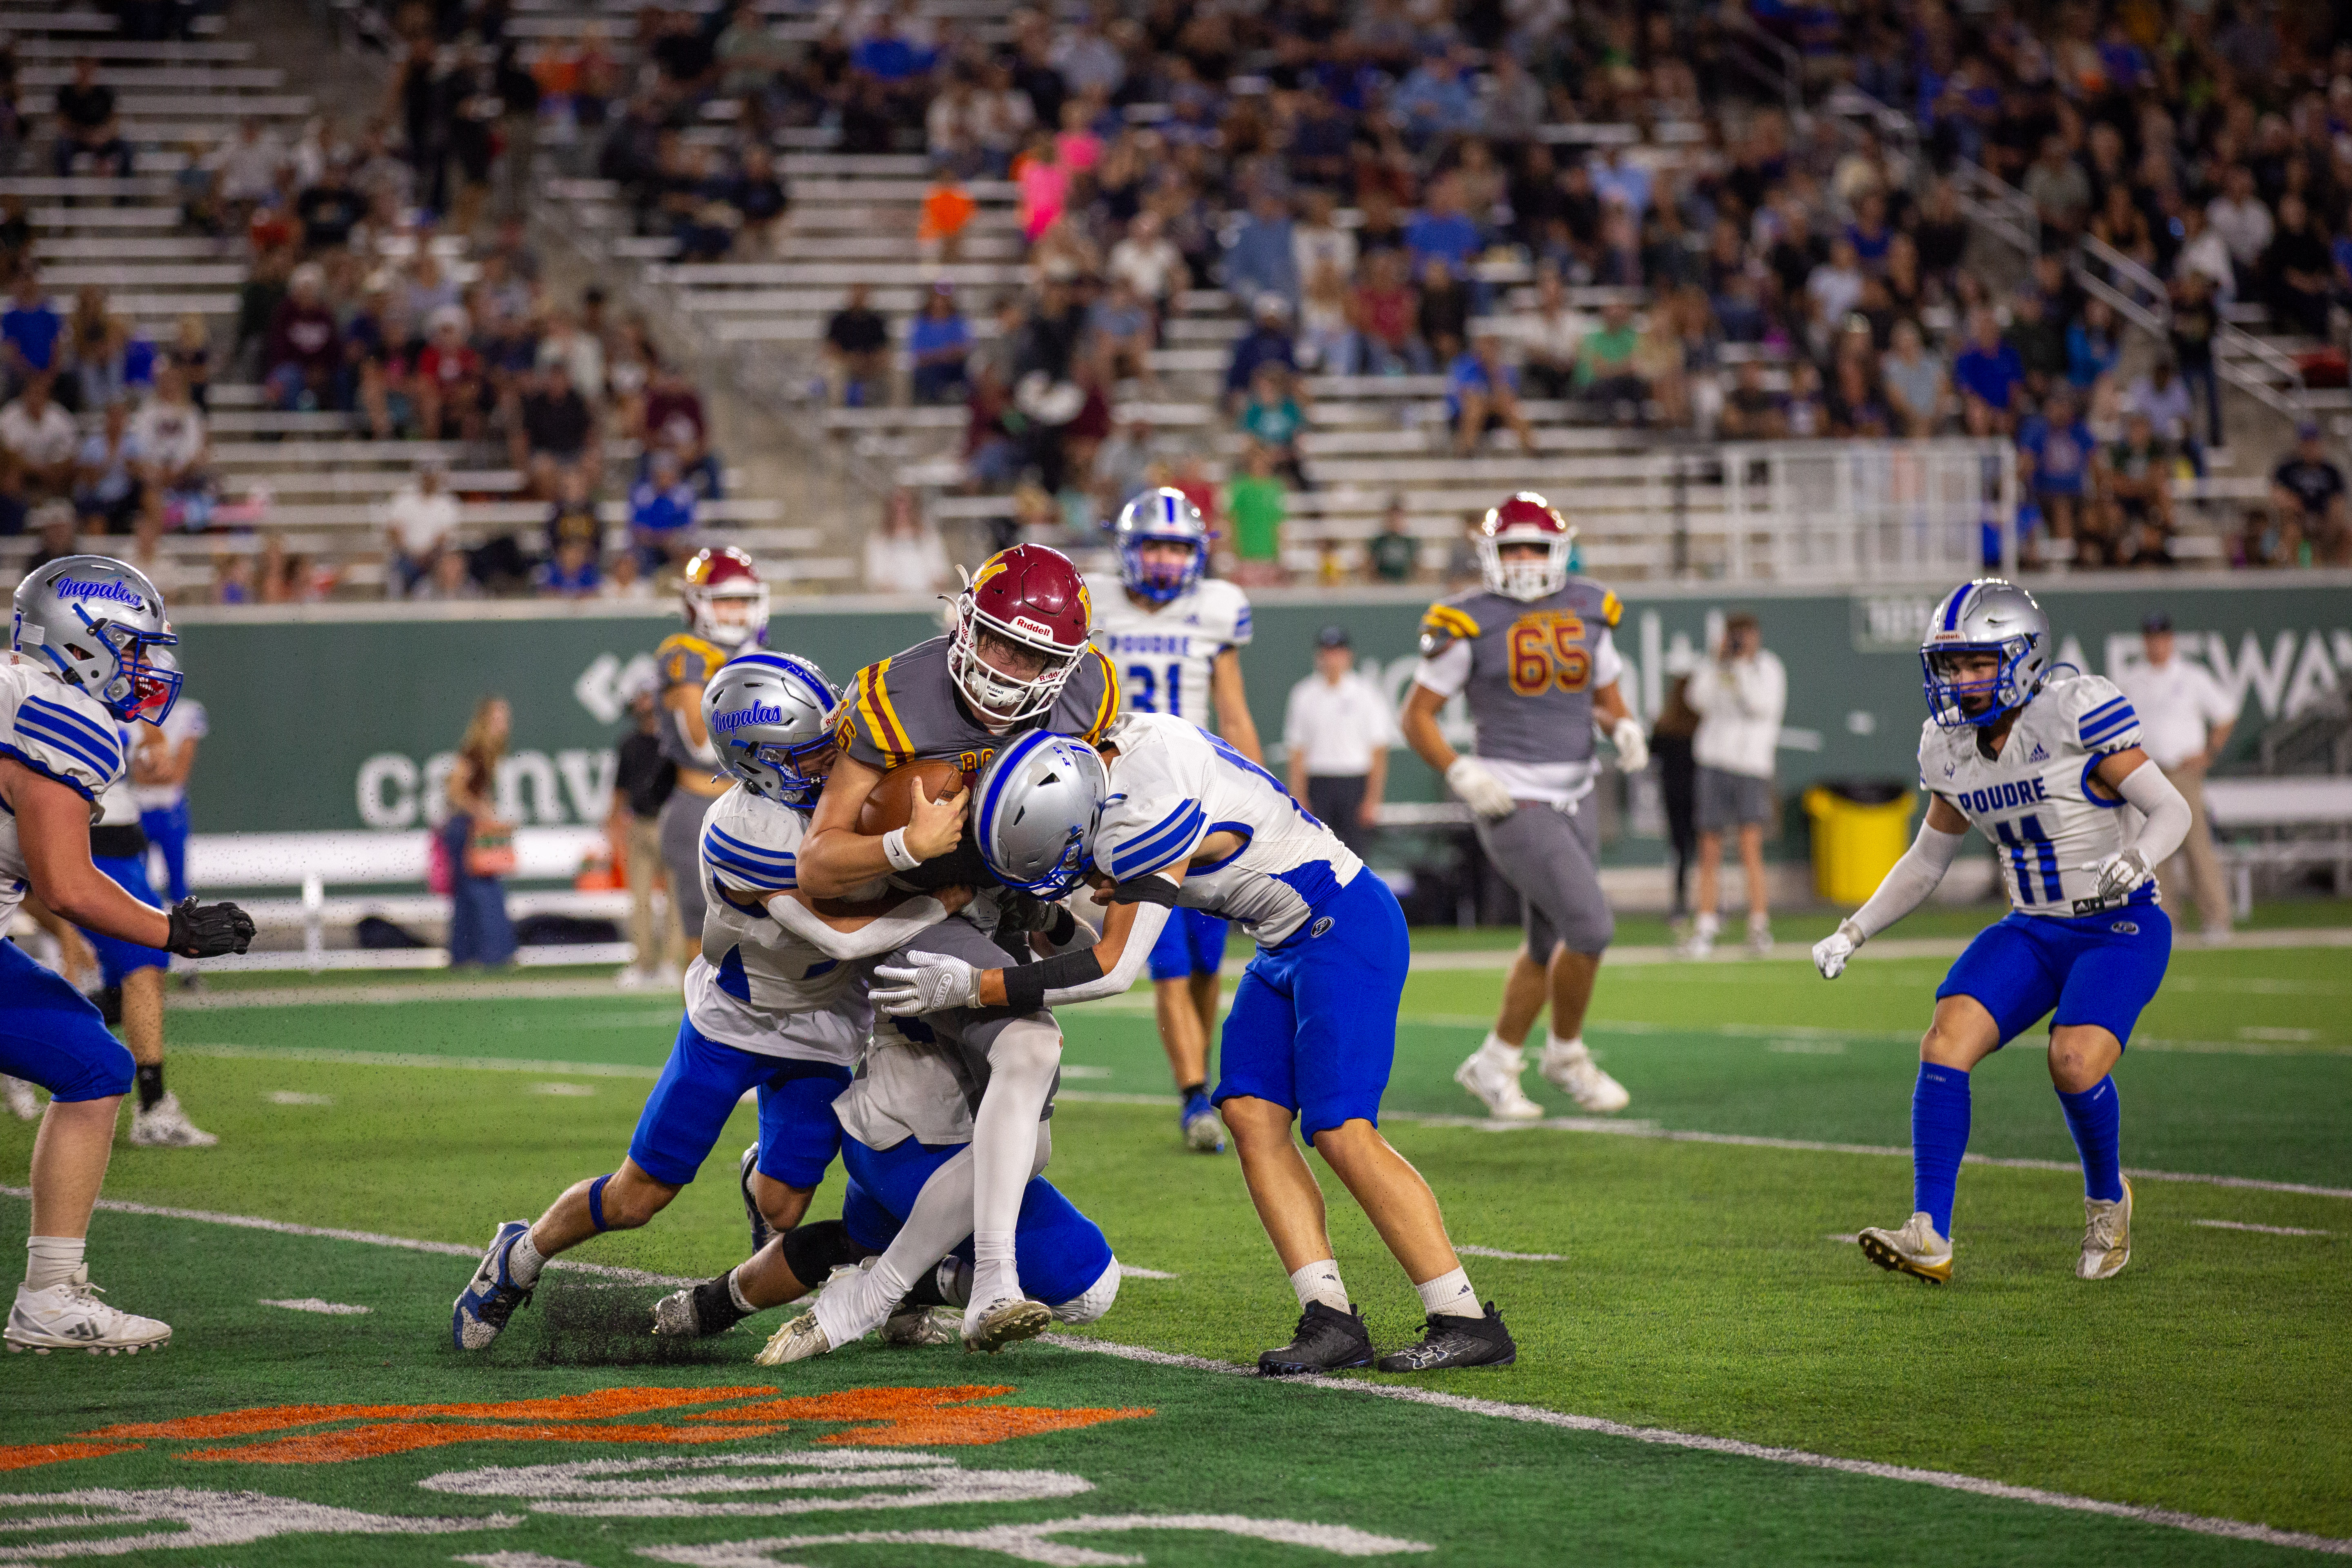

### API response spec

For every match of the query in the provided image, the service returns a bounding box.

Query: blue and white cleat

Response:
[739,1144,776,1254]
[1180,1091,1225,1153]
[452,1220,535,1350]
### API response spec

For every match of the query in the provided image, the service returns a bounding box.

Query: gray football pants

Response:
[658,789,719,942]
[1471,797,1615,958]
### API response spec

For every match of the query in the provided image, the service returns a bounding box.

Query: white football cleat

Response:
[1746,915,1775,954]
[6,1278,172,1356]
[614,964,651,991]
[1453,1048,1545,1121]
[880,1305,960,1347]
[128,1093,216,1148]
[754,1308,832,1365]
[2078,1179,2132,1281]
[2,1075,39,1121]
[1539,1043,1630,1115]
[1858,1212,1954,1285]
[960,1295,1053,1354]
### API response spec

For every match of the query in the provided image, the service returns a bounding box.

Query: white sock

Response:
[972,1229,1020,1306]
[1289,1258,1348,1313]
[1544,1033,1588,1065]
[25,1236,83,1292]
[1415,1265,1481,1319]
[1694,911,1720,938]
[726,1267,756,1316]
[507,1228,546,1287]
[813,1253,908,1345]
[1477,1031,1524,1069]
[1748,910,1772,931]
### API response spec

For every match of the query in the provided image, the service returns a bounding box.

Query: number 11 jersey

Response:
[1085,575,1252,729]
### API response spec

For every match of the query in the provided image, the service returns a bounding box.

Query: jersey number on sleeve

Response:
[1506,614,1590,696]
[1124,660,1183,717]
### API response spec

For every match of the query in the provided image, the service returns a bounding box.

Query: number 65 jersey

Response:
[1412,577,1624,808]
[1919,673,2151,918]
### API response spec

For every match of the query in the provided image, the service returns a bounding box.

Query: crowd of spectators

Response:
[539,0,2351,575]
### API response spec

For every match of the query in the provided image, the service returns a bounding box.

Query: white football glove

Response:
[1445,756,1518,819]
[1811,918,1864,980]
[2080,847,2153,902]
[1608,713,1649,775]
[870,950,982,1017]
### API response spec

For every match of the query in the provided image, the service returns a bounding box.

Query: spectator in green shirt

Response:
[1574,299,1648,423]
[1367,494,1417,582]
[1224,440,1287,585]
[1236,362,1306,485]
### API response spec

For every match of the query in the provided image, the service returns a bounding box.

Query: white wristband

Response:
[881,827,921,872]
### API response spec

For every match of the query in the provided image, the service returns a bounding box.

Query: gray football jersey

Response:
[835,634,1122,773]
[1418,578,1624,766]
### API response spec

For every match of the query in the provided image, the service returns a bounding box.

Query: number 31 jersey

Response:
[1410,577,1624,807]
[1085,575,1250,729]
[1918,673,2150,918]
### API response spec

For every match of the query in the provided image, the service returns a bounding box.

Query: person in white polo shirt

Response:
[1282,624,1397,858]
[1682,612,1787,956]
[2114,611,2236,939]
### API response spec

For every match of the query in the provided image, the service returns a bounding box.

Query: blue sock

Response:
[1911,1064,1971,1238]
[2056,1077,2124,1203]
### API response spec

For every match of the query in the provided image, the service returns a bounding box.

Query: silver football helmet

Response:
[972,728,1108,896]
[701,650,838,807]
[1113,487,1211,605]
[11,555,180,724]
[1920,577,2051,729]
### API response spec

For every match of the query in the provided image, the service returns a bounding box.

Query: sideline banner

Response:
[172,580,2349,837]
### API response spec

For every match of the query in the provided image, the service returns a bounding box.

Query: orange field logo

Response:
[0,1384,1152,1472]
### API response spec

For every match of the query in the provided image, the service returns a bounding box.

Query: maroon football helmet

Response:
[947,543,1092,724]
[1479,492,1576,601]
[681,544,769,649]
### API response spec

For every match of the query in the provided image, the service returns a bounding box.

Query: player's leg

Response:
[144,800,192,905]
[1456,807,1557,1119]
[1146,908,1219,1150]
[1736,815,1771,951]
[1294,875,1515,1370]
[2047,904,2171,1280]
[1530,800,1626,1111]
[83,855,212,1148]
[452,1015,753,1348]
[658,788,714,944]
[0,941,167,1355]
[1860,918,2053,1283]
[1182,917,1229,1150]
[1215,956,1374,1374]
[1687,829,1725,953]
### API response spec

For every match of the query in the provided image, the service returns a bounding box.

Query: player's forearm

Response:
[2115,759,2190,867]
[1845,822,1967,942]
[1218,704,1264,764]
[765,889,949,960]
[978,899,1172,1008]
[796,827,897,897]
[1400,690,1455,772]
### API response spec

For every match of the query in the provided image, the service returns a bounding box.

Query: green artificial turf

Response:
[1,925,2347,1562]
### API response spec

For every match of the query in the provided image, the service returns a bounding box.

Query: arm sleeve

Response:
[1846,819,1969,941]
[1031,900,1174,1007]
[2116,758,2192,868]
[764,891,950,960]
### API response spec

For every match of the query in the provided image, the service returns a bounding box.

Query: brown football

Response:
[856,758,971,836]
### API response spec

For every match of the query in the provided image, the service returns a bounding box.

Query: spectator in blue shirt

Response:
[1392,44,1477,146]
[1,269,63,393]
[1446,330,1536,457]
[629,449,699,573]
[1950,307,2025,425]
[851,8,936,86]
[1224,192,1299,315]
[1405,172,1482,274]
[2065,296,2121,390]
[1588,144,1651,218]
[2017,384,2093,560]
[1223,294,1297,413]
[536,536,603,598]
[908,285,972,405]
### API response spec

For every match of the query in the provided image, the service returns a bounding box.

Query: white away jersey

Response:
[0,662,124,929]
[1086,575,1250,728]
[684,785,868,1064]
[1094,711,1361,947]
[1918,674,2149,918]
[130,697,206,812]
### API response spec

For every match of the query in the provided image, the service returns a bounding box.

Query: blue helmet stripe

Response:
[15,712,117,779]
[978,729,1056,855]
[21,696,116,757]
[1941,586,1969,632]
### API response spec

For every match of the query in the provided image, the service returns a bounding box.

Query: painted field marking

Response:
[265,1091,333,1105]
[528,1083,597,1097]
[2192,1219,2332,1237]
[1457,1246,1566,1262]
[1,1186,2339,1557]
[2239,1027,2319,1043]
[508,1011,682,1031]
[259,1298,372,1315]
[457,1553,595,1568]
[1058,1065,1114,1079]
[1766,1040,1848,1055]
[1039,1335,2352,1558]
[1117,1264,1178,1280]
[1825,1234,1862,1244]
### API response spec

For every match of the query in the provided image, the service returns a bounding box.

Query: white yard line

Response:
[0,1186,2340,1553]
[1039,1335,2351,1557]
[2191,1219,2333,1237]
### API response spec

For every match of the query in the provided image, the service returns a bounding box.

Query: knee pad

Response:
[780,1218,867,1286]
[1050,1257,1121,1325]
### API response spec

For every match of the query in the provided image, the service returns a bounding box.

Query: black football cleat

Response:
[1257,1301,1375,1376]
[1374,1302,1518,1372]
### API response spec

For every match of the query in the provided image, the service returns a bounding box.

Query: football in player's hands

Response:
[871,950,982,1016]
[1811,919,1862,980]
[167,897,255,959]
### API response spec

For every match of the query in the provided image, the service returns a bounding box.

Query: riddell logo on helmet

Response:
[56,579,144,609]
[711,701,784,735]
[1010,615,1056,641]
